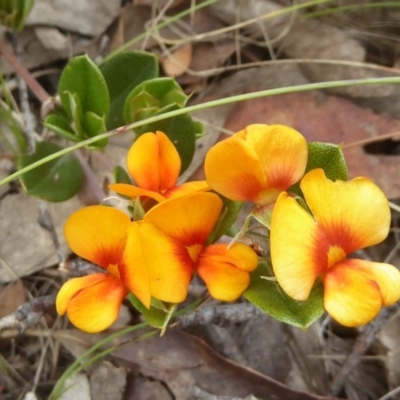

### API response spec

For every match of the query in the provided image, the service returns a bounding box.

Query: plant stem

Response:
[2,75,400,187]
[0,38,49,103]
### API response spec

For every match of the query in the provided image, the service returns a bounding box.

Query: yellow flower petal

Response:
[165,180,210,199]
[340,259,400,306]
[121,222,194,307]
[56,274,128,333]
[64,206,130,269]
[301,169,390,253]
[271,192,328,300]
[144,193,223,247]
[205,135,267,203]
[127,131,180,192]
[243,124,308,194]
[324,261,383,327]
[109,183,167,203]
[197,243,256,301]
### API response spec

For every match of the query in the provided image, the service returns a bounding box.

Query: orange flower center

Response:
[327,246,346,269]
[187,244,204,263]
[107,263,121,280]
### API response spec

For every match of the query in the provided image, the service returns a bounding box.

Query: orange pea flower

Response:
[143,192,259,301]
[56,205,208,332]
[109,131,209,202]
[57,193,258,332]
[270,168,400,327]
[205,124,308,206]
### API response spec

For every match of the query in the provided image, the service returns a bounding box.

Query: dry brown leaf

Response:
[161,43,193,77]
[0,194,81,282]
[0,280,26,318]
[90,361,127,400]
[112,329,341,400]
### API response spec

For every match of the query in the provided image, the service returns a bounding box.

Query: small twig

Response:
[60,258,104,277]
[74,150,107,204]
[5,31,36,153]
[328,307,394,396]
[378,385,400,400]
[191,386,259,400]
[178,302,263,327]
[0,295,55,331]
[0,37,50,103]
[37,200,64,264]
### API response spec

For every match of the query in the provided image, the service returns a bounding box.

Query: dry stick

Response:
[328,307,393,396]
[0,38,106,203]
[0,38,49,103]
[6,31,36,154]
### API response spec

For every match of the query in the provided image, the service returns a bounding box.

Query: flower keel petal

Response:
[57,274,128,333]
[324,262,382,327]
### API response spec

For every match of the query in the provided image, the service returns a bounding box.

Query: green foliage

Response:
[123,78,202,173]
[123,78,188,124]
[306,142,348,181]
[128,293,172,329]
[113,165,132,185]
[100,51,159,129]
[291,142,348,196]
[18,141,84,202]
[44,55,110,149]
[0,0,34,31]
[244,262,325,329]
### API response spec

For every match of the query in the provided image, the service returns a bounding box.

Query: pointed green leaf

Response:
[44,114,78,142]
[15,0,33,31]
[251,204,273,230]
[136,107,196,174]
[128,293,168,329]
[0,0,33,31]
[306,142,348,181]
[100,51,159,129]
[291,142,348,196]
[113,165,132,185]
[244,262,325,329]
[58,55,110,119]
[83,111,108,148]
[18,141,84,202]
[123,78,188,124]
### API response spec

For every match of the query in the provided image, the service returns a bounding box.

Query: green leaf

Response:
[123,77,188,124]
[128,293,169,329]
[306,142,348,181]
[18,141,84,202]
[113,165,132,185]
[83,112,108,149]
[44,114,78,142]
[62,91,85,139]
[244,262,325,329]
[58,55,110,119]
[100,51,159,129]
[208,198,243,243]
[251,204,273,230]
[291,142,348,196]
[0,0,34,31]
[15,0,34,31]
[136,106,196,174]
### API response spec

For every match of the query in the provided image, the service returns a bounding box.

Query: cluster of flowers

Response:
[56,124,400,333]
